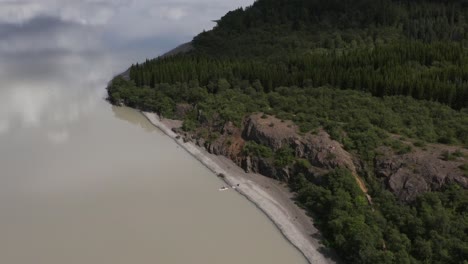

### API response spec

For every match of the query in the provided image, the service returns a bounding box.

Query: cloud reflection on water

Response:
[0,0,253,140]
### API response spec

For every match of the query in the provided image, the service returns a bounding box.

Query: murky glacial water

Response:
[0,1,307,263]
[0,105,307,264]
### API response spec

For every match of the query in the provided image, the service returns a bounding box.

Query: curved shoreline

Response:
[141,111,337,264]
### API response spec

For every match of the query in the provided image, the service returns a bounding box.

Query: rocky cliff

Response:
[375,144,468,201]
[174,108,468,202]
[240,114,358,178]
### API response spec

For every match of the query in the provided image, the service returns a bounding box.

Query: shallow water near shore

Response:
[0,104,308,264]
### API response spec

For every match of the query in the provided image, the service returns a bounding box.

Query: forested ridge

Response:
[108,0,468,263]
[127,0,468,109]
[130,42,468,109]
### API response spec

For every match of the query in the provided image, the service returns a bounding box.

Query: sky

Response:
[0,0,253,139]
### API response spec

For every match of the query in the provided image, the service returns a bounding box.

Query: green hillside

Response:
[108,0,468,263]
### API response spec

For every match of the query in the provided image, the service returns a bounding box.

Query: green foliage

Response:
[293,170,468,264]
[182,118,197,132]
[108,77,468,159]
[107,77,176,117]
[206,132,220,144]
[243,141,273,158]
[295,158,312,170]
[274,147,295,167]
[384,139,413,155]
[413,140,426,148]
[107,1,468,263]
[128,41,468,110]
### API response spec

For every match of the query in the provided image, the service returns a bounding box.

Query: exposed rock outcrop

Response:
[375,146,468,201]
[243,114,298,151]
[241,113,357,179]
[177,111,467,202]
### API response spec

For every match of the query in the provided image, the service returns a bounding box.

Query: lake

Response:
[0,1,307,263]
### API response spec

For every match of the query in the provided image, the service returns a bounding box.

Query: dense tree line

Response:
[130,41,468,109]
[108,0,468,262]
[194,0,468,57]
[125,0,468,109]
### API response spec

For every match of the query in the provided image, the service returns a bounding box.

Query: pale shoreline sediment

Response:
[141,111,337,264]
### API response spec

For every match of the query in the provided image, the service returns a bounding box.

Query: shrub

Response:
[243,141,273,158]
[274,147,295,167]
[182,119,197,132]
[413,140,426,148]
[295,159,312,170]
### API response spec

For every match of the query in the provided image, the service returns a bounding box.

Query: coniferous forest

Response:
[108,0,468,263]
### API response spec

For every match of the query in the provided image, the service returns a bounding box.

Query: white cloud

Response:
[47,130,70,144]
[0,0,121,25]
[0,0,254,41]
[0,2,45,24]
[149,6,187,21]
[0,23,101,54]
[55,2,118,25]
[0,120,9,134]
[0,0,254,134]
[0,52,107,132]
[8,86,55,127]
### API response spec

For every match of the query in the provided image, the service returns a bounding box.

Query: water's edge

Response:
[141,111,336,264]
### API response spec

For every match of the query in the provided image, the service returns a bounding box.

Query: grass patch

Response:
[243,141,273,158]
[384,139,413,155]
[413,140,426,148]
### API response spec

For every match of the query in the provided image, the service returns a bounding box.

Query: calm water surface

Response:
[0,1,307,263]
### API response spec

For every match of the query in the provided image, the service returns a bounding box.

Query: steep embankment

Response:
[174,110,468,202]
[142,112,338,264]
[107,0,468,262]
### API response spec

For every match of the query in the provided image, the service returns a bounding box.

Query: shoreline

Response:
[141,111,337,264]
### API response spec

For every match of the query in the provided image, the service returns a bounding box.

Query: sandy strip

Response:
[142,112,338,264]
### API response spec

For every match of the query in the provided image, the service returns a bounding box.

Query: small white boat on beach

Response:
[219,186,229,191]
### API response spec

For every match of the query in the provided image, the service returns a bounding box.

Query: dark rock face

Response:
[240,114,357,180]
[389,172,429,202]
[375,147,468,201]
[243,114,355,168]
[243,113,298,151]
[240,156,290,181]
[189,112,467,202]
[206,138,230,156]
[300,132,356,172]
[202,121,246,161]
